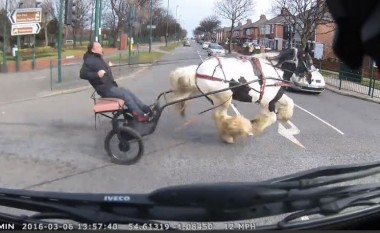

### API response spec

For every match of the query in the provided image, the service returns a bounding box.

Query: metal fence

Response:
[47,49,141,91]
[321,70,380,99]
[313,58,380,99]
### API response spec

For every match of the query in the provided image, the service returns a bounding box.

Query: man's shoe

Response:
[132,111,149,122]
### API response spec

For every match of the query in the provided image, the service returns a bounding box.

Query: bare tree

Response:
[71,0,91,48]
[40,0,55,47]
[197,15,221,41]
[272,0,333,49]
[214,0,254,54]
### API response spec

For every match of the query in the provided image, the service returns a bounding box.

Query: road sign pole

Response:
[32,34,36,69]
[2,0,8,73]
[58,0,64,83]
[16,36,20,72]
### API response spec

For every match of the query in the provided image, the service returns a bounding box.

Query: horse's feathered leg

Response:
[211,92,253,143]
[210,92,235,144]
[251,107,277,136]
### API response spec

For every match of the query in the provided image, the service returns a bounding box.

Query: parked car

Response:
[207,43,226,57]
[202,42,210,49]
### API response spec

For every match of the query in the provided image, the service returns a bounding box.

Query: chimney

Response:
[281,7,289,16]
[260,15,267,20]
[238,22,242,26]
[247,19,252,24]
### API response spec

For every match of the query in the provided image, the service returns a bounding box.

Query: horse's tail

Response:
[169,65,198,117]
[276,93,294,122]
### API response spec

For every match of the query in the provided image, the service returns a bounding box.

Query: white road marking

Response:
[230,104,241,116]
[295,104,345,135]
[197,50,204,61]
[278,121,305,149]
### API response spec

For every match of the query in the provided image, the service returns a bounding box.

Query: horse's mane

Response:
[272,47,298,66]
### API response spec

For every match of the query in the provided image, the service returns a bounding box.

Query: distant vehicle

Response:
[207,44,226,57]
[183,40,191,47]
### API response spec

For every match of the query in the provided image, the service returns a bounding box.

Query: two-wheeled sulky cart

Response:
[90,77,291,165]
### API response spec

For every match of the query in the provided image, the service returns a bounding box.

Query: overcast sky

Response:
[164,0,275,36]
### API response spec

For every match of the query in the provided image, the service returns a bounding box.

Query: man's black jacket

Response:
[80,52,118,96]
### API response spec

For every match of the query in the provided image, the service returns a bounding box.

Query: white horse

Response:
[169,56,295,144]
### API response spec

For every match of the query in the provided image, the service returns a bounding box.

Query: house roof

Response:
[264,15,287,25]
[243,15,268,29]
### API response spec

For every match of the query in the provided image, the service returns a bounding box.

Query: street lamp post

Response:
[99,0,102,44]
[179,14,181,39]
[174,5,178,41]
[94,0,100,42]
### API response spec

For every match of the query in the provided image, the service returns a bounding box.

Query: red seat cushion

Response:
[93,98,125,113]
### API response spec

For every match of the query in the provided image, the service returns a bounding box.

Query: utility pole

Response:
[165,0,169,47]
[58,0,64,83]
[2,0,8,73]
[149,0,152,53]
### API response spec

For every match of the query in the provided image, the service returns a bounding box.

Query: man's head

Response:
[87,41,103,55]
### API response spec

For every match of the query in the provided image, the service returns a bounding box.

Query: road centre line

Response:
[295,104,345,135]
[197,50,204,62]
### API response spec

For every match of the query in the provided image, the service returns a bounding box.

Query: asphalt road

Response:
[1,40,380,228]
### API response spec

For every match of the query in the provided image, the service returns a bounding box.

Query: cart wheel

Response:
[104,126,144,165]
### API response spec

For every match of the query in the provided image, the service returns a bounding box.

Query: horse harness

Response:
[195,56,267,105]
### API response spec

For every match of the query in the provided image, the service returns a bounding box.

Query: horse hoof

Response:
[222,136,234,144]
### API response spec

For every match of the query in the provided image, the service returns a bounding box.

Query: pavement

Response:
[1,40,380,228]
[324,82,380,104]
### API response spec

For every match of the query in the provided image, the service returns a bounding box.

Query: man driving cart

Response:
[80,42,153,122]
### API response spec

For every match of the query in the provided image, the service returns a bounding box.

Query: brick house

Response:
[243,15,268,43]
[315,19,336,59]
[260,9,288,50]
[232,22,243,43]
[215,27,231,43]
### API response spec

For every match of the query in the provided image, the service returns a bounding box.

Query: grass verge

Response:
[159,42,181,52]
[108,51,164,64]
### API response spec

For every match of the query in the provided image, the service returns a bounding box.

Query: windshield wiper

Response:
[1,160,380,230]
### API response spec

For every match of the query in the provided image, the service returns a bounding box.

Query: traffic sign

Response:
[8,8,42,24]
[147,25,156,29]
[11,23,41,36]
